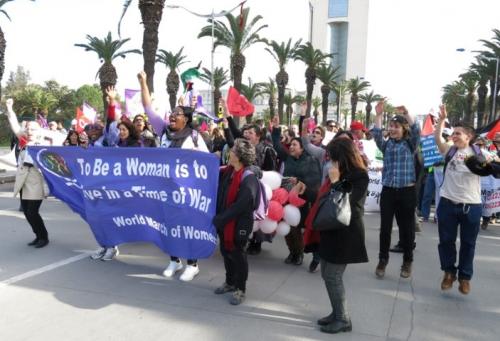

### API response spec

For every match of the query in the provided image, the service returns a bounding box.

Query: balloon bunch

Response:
[253,171,306,236]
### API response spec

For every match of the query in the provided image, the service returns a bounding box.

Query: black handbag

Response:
[312,180,352,231]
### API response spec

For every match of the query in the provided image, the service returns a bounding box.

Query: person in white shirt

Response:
[434,105,488,295]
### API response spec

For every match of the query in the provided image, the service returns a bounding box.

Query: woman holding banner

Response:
[5,98,54,248]
[138,71,209,282]
[213,138,260,305]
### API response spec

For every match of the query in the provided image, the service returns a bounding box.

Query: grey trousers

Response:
[320,260,349,322]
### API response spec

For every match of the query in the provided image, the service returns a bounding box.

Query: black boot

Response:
[320,319,352,334]
[27,238,39,246]
[35,239,49,248]
[247,240,261,255]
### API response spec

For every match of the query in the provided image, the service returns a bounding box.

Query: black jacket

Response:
[319,169,369,264]
[213,167,260,242]
[272,127,322,202]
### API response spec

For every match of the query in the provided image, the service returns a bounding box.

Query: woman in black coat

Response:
[315,137,369,334]
[212,138,260,306]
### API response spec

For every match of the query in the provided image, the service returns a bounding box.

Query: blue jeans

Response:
[437,197,481,280]
[420,172,435,220]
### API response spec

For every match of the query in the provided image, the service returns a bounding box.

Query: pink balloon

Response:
[271,188,289,205]
[267,200,284,221]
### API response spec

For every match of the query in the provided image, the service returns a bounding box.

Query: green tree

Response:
[346,77,371,123]
[442,81,467,123]
[75,32,141,111]
[156,47,188,111]
[293,42,332,118]
[200,67,230,115]
[283,93,304,125]
[118,0,165,93]
[240,78,263,121]
[332,81,347,124]
[479,29,500,122]
[3,65,30,98]
[264,38,302,123]
[260,78,277,123]
[359,90,383,127]
[316,63,340,125]
[312,96,321,123]
[458,70,479,126]
[198,7,267,125]
[73,84,104,114]
[470,57,490,127]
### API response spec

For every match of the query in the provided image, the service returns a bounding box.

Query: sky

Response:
[2,0,500,116]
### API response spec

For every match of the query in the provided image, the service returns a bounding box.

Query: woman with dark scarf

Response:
[117,120,141,147]
[138,70,209,282]
[304,138,369,334]
[213,138,260,305]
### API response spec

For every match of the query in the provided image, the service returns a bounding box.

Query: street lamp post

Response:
[167,2,243,113]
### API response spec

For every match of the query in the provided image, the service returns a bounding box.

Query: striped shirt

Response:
[372,124,420,188]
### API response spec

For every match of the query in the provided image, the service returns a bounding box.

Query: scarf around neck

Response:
[223,166,245,251]
[164,126,192,148]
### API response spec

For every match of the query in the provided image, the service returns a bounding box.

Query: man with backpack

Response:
[434,105,490,295]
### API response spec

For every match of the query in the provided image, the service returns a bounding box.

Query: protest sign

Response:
[28,147,219,259]
[421,134,443,167]
[481,175,500,216]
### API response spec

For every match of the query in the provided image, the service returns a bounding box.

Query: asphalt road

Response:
[1,182,499,341]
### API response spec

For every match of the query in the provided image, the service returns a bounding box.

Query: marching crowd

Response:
[5,71,500,335]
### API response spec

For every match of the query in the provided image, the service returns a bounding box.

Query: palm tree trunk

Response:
[278,85,285,123]
[213,88,222,117]
[465,93,474,126]
[365,103,372,127]
[477,81,488,127]
[305,67,315,118]
[321,85,330,126]
[350,94,358,123]
[232,52,246,126]
[139,0,165,94]
[0,26,5,99]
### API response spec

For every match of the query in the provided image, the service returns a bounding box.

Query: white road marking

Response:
[0,252,90,286]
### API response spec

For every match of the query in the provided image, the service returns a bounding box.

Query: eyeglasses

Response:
[328,125,336,128]
[170,111,185,118]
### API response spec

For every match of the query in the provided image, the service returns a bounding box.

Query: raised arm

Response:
[435,104,450,155]
[138,71,166,134]
[371,100,386,152]
[5,99,24,138]
[301,118,325,163]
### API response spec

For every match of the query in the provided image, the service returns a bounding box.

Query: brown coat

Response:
[13,150,47,200]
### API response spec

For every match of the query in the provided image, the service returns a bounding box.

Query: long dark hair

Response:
[326,138,367,175]
[118,120,141,146]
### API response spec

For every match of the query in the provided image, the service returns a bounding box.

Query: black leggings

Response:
[21,199,48,240]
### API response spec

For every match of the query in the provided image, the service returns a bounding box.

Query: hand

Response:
[6,98,13,111]
[439,104,447,121]
[219,98,230,118]
[272,115,279,128]
[288,177,298,185]
[137,71,147,84]
[375,100,385,116]
[328,162,340,183]
[302,118,309,134]
[291,181,306,195]
[395,105,408,116]
[178,96,184,106]
[222,118,229,129]
[105,86,116,104]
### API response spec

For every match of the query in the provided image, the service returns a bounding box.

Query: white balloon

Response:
[276,221,291,236]
[261,171,282,190]
[252,220,260,232]
[263,183,273,201]
[259,218,278,234]
[283,204,301,227]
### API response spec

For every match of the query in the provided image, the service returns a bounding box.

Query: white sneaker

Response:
[90,247,106,260]
[101,247,119,261]
[180,264,200,282]
[163,260,183,277]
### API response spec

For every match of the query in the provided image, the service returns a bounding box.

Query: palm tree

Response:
[240,78,264,122]
[459,70,479,126]
[264,38,302,123]
[0,0,35,98]
[312,96,321,123]
[442,81,467,123]
[260,78,277,123]
[332,81,347,124]
[294,42,333,117]
[359,90,383,127]
[75,32,141,111]
[316,63,340,126]
[118,0,165,93]
[200,67,230,115]
[283,93,304,125]
[479,30,500,122]
[470,58,490,127]
[156,47,188,111]
[346,77,371,123]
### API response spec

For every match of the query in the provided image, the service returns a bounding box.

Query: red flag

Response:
[75,107,92,133]
[227,86,255,117]
[486,119,500,140]
[421,114,435,136]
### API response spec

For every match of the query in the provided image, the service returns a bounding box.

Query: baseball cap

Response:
[390,115,408,125]
[350,121,367,132]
